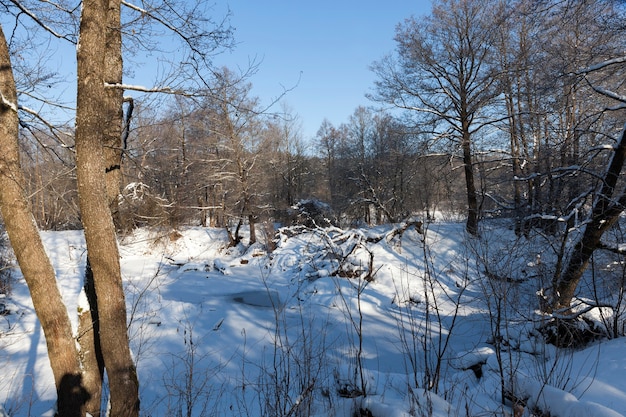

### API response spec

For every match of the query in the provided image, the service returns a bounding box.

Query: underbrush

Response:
[3,220,626,416]
[130,221,626,417]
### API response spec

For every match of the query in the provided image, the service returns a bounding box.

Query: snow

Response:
[515,371,624,417]
[1,221,626,416]
[0,92,17,114]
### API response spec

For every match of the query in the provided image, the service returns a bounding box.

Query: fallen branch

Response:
[366,220,423,244]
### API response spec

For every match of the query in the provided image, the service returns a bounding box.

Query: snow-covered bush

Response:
[118,182,171,231]
[288,199,337,228]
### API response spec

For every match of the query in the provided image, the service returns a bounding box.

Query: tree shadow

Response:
[22,318,40,402]
[56,373,91,417]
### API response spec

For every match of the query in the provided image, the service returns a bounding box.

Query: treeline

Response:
[22,95,466,233]
[20,0,626,241]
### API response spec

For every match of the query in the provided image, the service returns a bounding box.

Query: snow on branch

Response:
[104,82,188,96]
[574,55,626,104]
[16,103,74,150]
[597,241,626,255]
[575,55,626,76]
[588,83,626,104]
[7,0,76,43]
[0,91,17,113]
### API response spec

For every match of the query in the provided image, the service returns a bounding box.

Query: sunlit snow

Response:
[1,221,626,416]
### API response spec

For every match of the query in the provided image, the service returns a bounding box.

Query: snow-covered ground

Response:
[1,221,626,416]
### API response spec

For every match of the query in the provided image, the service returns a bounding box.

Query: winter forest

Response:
[1,0,626,416]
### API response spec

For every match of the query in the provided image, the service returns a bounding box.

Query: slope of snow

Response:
[0,222,625,416]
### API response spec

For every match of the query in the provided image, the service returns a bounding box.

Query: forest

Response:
[1,0,626,416]
[8,1,622,236]
[5,0,625,240]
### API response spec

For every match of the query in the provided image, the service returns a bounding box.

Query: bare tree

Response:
[199,67,265,245]
[550,54,626,311]
[370,0,502,235]
[359,112,416,223]
[493,0,544,234]
[75,0,139,414]
[553,120,626,311]
[488,0,626,237]
[0,24,88,417]
[315,118,354,218]
[0,0,234,413]
[19,129,80,229]
[261,106,311,218]
[478,0,626,312]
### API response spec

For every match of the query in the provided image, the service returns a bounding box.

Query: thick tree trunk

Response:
[461,126,479,236]
[104,0,124,223]
[554,214,618,311]
[554,125,626,311]
[0,25,88,417]
[76,1,140,415]
[78,1,125,413]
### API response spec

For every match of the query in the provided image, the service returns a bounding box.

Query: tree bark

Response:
[104,0,124,226]
[77,262,105,416]
[76,0,140,415]
[78,1,125,413]
[249,214,257,245]
[0,25,88,417]
[461,128,479,236]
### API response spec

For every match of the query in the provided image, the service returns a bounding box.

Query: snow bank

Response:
[4,224,626,417]
[515,373,624,417]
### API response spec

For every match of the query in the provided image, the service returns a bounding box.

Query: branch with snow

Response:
[105,82,187,96]
[16,103,75,151]
[574,55,626,105]
[7,0,77,43]
[575,56,626,76]
[588,83,626,105]
[0,91,17,113]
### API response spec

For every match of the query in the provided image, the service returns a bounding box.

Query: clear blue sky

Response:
[2,1,431,138]
[213,1,432,140]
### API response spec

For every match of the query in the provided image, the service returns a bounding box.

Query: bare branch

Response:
[17,104,74,149]
[7,0,76,43]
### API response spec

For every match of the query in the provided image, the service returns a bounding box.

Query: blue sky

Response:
[2,1,431,139]
[213,1,432,140]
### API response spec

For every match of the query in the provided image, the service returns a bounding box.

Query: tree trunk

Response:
[0,25,88,417]
[554,125,626,311]
[77,262,105,416]
[461,125,479,236]
[249,214,257,245]
[78,1,125,413]
[76,0,140,415]
[103,0,124,227]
